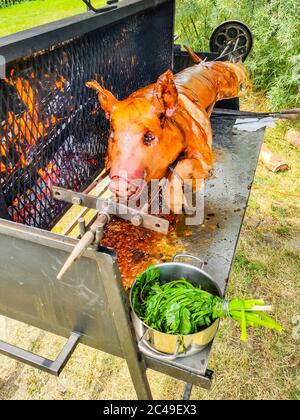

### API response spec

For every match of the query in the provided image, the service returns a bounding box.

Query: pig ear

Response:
[153,70,178,117]
[86,80,117,119]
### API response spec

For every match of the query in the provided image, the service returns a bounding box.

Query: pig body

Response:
[87,58,248,212]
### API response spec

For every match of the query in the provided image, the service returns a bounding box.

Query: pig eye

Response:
[143,131,156,146]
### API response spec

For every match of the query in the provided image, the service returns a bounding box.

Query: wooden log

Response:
[260,145,289,173]
[286,129,300,149]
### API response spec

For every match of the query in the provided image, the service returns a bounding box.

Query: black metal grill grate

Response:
[0,1,174,229]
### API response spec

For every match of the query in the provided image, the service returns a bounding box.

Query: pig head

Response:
[86,58,248,211]
[86,71,185,200]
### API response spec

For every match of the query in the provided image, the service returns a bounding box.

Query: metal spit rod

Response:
[52,184,170,280]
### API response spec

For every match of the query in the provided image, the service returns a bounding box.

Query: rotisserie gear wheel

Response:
[209,20,253,62]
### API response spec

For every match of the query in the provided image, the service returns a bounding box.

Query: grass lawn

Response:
[0,0,106,37]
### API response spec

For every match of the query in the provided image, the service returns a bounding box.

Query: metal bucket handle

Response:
[173,253,205,270]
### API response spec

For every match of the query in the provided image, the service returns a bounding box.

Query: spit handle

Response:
[173,253,205,270]
[0,332,81,376]
[81,0,117,13]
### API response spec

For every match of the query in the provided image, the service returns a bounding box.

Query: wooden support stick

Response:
[183,44,202,64]
[57,213,109,280]
[286,129,300,149]
[260,145,289,173]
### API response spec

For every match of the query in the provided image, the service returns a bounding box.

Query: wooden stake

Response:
[57,213,108,280]
[260,145,289,173]
[183,44,202,64]
[286,129,300,149]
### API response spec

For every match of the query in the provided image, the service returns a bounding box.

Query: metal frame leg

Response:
[0,332,81,376]
[183,383,193,400]
[99,258,153,400]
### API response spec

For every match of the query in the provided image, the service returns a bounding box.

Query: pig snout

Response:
[109,175,144,198]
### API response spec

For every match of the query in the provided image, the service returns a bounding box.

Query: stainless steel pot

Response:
[130,254,222,360]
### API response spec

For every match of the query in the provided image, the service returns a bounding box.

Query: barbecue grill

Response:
[0,0,265,399]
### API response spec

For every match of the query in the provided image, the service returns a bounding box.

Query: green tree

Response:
[175,0,300,109]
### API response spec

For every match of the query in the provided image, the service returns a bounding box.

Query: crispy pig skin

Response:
[87,59,248,211]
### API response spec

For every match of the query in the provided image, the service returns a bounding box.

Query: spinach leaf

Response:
[132,267,282,342]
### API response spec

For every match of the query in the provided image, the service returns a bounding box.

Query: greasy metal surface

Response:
[145,355,212,389]
[52,186,169,234]
[183,119,265,295]
[146,338,213,379]
[0,219,155,398]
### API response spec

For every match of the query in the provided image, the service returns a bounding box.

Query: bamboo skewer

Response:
[57,213,109,280]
